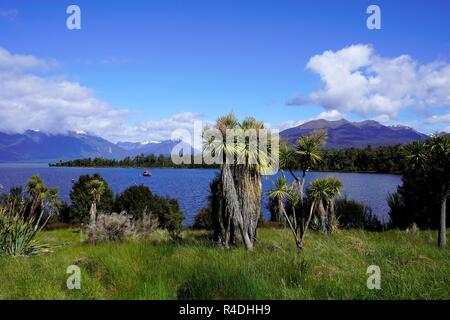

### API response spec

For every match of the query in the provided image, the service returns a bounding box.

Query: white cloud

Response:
[293,44,450,119]
[266,111,345,132]
[265,120,305,132]
[0,47,128,141]
[0,47,56,72]
[0,47,218,143]
[426,114,450,124]
[373,114,393,124]
[118,112,213,143]
[316,109,345,121]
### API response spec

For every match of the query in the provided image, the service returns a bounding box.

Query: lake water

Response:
[0,164,402,225]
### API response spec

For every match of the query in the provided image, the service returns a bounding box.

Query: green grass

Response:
[0,227,449,300]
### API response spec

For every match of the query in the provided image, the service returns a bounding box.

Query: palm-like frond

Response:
[216,113,239,135]
[48,188,59,203]
[326,177,343,198]
[429,134,450,155]
[241,117,264,130]
[295,130,326,173]
[27,175,48,200]
[204,114,277,173]
[204,113,241,163]
[279,143,296,170]
[87,179,105,203]
[404,141,429,172]
[268,176,290,200]
[307,178,332,202]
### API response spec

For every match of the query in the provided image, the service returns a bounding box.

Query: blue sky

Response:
[1,0,450,142]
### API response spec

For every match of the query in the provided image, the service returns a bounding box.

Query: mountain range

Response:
[0,119,429,162]
[0,130,180,162]
[280,119,428,148]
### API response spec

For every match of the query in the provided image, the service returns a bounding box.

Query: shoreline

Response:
[0,162,402,175]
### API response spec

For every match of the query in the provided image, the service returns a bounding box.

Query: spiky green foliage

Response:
[203,113,277,250]
[0,178,58,257]
[0,212,48,257]
[86,180,105,203]
[269,130,335,251]
[300,177,343,243]
[69,174,114,224]
[389,134,450,247]
[295,130,327,176]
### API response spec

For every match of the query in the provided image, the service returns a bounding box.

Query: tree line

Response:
[50,144,410,173]
[388,136,450,247]
[49,154,216,169]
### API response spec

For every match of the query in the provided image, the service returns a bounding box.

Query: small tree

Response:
[69,174,113,224]
[204,113,276,251]
[429,135,450,247]
[269,130,331,252]
[267,176,289,226]
[324,177,343,234]
[87,179,105,223]
[281,130,327,201]
[268,176,302,250]
[389,135,450,248]
[27,175,48,217]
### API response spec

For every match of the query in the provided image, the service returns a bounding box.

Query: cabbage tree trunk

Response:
[299,200,317,250]
[221,165,253,250]
[318,201,328,234]
[327,201,336,234]
[280,201,302,250]
[216,196,235,248]
[438,196,447,248]
[235,166,261,245]
[89,202,97,224]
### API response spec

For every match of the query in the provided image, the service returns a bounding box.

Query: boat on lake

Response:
[143,170,152,177]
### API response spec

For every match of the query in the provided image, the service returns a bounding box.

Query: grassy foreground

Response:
[0,227,449,300]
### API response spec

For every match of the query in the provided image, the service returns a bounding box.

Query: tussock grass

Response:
[0,227,449,300]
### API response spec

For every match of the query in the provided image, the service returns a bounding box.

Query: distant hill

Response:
[280,119,428,148]
[116,140,187,157]
[0,130,193,162]
[0,130,129,162]
[0,119,430,161]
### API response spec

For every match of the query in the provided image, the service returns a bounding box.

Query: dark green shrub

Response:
[114,185,154,220]
[387,192,408,229]
[388,174,450,230]
[388,136,450,232]
[208,174,225,241]
[114,185,184,237]
[266,196,281,222]
[192,207,213,230]
[164,210,184,240]
[57,201,71,224]
[69,174,114,224]
[335,197,383,231]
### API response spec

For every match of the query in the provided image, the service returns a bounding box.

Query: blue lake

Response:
[0,164,402,225]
